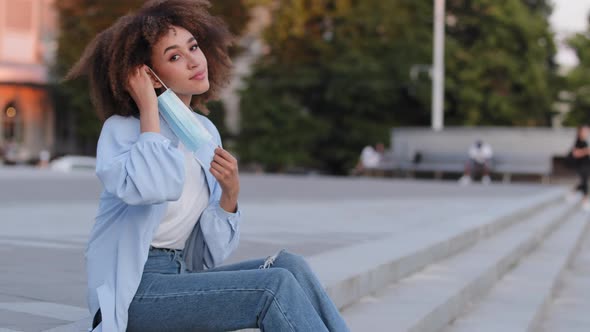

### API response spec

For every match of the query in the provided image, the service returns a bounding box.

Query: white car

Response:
[50,155,96,172]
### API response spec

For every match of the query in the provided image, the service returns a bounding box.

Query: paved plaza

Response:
[0,167,587,331]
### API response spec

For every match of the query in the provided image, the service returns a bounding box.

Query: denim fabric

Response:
[127,248,350,332]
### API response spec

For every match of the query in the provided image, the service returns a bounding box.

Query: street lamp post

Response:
[432,0,445,131]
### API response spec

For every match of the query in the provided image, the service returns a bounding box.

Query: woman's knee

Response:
[264,267,299,292]
[275,250,311,273]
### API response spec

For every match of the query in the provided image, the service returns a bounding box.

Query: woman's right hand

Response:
[127,65,160,133]
[127,65,158,114]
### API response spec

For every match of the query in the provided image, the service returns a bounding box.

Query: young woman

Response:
[66,1,350,331]
[568,125,590,211]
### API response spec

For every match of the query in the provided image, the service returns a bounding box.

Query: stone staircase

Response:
[341,189,590,332]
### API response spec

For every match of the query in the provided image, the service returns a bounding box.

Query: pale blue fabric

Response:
[157,89,214,152]
[86,112,241,332]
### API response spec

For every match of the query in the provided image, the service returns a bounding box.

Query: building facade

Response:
[0,0,56,163]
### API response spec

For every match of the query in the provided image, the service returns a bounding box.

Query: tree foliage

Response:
[563,27,590,125]
[238,0,558,174]
[444,0,557,126]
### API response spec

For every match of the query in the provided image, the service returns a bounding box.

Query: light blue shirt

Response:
[87,113,242,332]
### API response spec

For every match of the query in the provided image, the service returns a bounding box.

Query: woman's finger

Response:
[214,148,236,163]
[210,166,222,180]
[213,154,233,168]
[210,161,227,176]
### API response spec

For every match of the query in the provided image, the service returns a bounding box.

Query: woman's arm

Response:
[572,147,590,158]
[94,65,185,206]
[128,65,161,134]
[95,118,185,205]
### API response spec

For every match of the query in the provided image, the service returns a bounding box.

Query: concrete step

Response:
[444,210,589,332]
[538,217,590,332]
[311,189,567,310]
[341,197,577,332]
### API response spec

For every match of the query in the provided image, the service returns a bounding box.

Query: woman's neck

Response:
[178,93,192,108]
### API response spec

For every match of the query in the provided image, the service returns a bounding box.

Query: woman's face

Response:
[150,26,210,101]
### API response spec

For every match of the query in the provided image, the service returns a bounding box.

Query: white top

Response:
[151,143,210,250]
[361,146,382,168]
[469,142,493,163]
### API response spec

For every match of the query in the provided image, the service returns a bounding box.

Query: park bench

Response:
[398,150,553,183]
[493,153,553,183]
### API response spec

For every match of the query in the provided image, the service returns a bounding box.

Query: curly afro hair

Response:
[65,0,234,121]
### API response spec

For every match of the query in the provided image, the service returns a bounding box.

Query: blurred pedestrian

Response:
[353,142,385,175]
[38,149,50,168]
[566,125,590,211]
[459,139,493,185]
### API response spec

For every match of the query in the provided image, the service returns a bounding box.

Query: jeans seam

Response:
[268,292,297,332]
[133,288,297,331]
[135,287,278,299]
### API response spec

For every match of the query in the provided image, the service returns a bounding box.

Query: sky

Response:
[550,0,590,67]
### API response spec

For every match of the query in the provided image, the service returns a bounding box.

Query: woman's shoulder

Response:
[99,115,141,146]
[102,115,140,134]
[103,114,140,127]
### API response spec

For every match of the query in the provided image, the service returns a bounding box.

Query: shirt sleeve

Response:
[200,201,242,268]
[95,117,185,206]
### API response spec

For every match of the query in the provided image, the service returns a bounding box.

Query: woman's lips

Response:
[191,70,207,81]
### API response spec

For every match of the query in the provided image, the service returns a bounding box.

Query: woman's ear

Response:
[145,66,163,89]
[151,78,163,89]
[147,72,163,89]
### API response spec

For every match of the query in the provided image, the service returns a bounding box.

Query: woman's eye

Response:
[190,44,199,51]
[170,54,180,61]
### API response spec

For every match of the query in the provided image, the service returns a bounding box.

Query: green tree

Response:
[563,26,590,125]
[238,0,558,174]
[238,0,434,174]
[210,1,249,38]
[444,0,557,126]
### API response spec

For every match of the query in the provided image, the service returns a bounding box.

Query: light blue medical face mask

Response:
[147,67,214,152]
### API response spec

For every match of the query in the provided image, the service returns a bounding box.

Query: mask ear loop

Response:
[146,67,168,91]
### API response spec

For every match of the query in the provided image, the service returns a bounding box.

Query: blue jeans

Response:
[127,248,350,332]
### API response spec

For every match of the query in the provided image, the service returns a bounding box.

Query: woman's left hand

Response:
[210,147,240,212]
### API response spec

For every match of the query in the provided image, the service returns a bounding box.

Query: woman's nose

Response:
[187,55,200,69]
